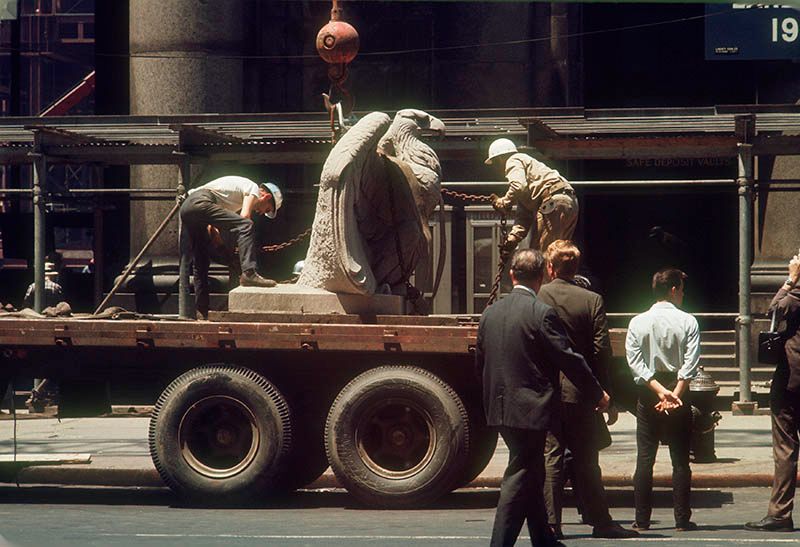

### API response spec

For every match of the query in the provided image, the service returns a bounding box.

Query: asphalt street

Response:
[0,486,796,547]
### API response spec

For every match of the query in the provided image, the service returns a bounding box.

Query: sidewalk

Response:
[0,411,778,489]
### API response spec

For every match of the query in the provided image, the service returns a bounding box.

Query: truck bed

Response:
[0,314,479,355]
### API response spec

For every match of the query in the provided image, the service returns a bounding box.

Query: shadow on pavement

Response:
[0,485,735,511]
[599,488,734,509]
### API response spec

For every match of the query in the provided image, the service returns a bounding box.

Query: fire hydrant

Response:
[688,367,722,463]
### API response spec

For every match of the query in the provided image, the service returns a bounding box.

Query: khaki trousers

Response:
[534,193,578,252]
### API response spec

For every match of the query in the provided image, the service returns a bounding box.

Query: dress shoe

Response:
[592,522,640,539]
[240,270,277,288]
[744,516,794,532]
[675,521,698,532]
[195,310,208,321]
[631,522,650,531]
[548,525,564,540]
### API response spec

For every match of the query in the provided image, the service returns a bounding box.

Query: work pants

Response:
[633,391,692,526]
[180,190,256,314]
[491,427,558,547]
[544,402,613,528]
[536,192,578,253]
[768,394,800,519]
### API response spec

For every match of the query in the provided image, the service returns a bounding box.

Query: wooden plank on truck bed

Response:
[0,319,478,354]
[209,311,465,326]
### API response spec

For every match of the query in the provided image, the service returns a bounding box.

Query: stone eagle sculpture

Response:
[298,109,445,296]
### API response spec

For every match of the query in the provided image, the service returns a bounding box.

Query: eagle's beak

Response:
[428,116,446,136]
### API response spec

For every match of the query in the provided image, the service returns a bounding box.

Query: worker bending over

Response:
[180,175,282,320]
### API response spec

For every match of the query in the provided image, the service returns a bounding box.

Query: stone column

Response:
[751,68,800,313]
[128,0,244,259]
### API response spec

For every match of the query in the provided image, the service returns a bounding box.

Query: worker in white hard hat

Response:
[485,138,578,261]
[180,175,283,319]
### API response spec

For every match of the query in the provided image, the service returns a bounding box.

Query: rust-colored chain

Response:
[441,188,495,204]
[261,228,312,253]
[486,214,509,307]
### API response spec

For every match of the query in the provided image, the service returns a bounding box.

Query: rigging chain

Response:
[260,228,313,253]
[440,188,509,309]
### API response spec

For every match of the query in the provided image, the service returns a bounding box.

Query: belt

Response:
[545,179,573,199]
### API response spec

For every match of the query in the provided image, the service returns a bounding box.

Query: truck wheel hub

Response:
[355,399,436,480]
[179,395,260,479]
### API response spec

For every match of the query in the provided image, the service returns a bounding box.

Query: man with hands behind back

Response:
[625,268,700,532]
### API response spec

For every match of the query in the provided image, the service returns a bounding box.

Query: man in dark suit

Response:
[538,240,638,539]
[476,248,609,546]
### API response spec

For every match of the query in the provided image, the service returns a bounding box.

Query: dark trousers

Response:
[544,402,613,527]
[491,427,557,547]
[179,190,256,314]
[768,395,800,519]
[633,391,692,526]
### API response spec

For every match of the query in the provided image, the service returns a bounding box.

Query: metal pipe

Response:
[177,161,190,319]
[443,179,735,188]
[55,188,177,194]
[0,188,176,195]
[607,312,739,319]
[31,151,46,313]
[737,143,754,404]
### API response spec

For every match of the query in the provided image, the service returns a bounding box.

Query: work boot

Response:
[240,270,277,288]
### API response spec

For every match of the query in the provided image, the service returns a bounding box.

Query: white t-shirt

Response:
[190,176,260,213]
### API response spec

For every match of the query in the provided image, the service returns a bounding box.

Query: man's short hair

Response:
[652,268,688,299]
[544,240,580,278]
[510,249,545,284]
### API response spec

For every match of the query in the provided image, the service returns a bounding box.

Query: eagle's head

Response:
[378,109,445,191]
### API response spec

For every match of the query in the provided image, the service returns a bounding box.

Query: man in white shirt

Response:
[625,268,700,532]
[180,176,283,319]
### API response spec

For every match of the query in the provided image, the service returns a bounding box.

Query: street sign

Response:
[706,4,800,60]
[0,0,17,21]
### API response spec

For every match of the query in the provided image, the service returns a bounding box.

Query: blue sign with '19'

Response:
[705,4,800,60]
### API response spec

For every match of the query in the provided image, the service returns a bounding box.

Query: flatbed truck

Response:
[0,312,496,508]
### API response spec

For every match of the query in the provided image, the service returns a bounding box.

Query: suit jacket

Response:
[538,278,611,406]
[476,285,604,431]
[769,286,800,404]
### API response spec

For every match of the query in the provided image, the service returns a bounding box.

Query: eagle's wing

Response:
[298,112,392,294]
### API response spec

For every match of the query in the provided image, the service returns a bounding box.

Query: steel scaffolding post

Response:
[31,133,47,313]
[736,142,755,411]
[177,159,190,319]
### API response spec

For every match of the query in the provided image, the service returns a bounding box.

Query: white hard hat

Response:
[485,138,518,165]
[261,182,283,219]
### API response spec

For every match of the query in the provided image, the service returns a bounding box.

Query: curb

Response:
[5,468,785,490]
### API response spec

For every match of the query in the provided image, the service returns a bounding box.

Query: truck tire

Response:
[275,400,329,491]
[458,410,498,487]
[325,366,469,508]
[149,366,292,505]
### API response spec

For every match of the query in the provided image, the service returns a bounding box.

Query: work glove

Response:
[499,237,518,263]
[491,195,513,215]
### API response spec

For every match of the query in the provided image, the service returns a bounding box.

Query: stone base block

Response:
[731,400,759,415]
[228,285,405,315]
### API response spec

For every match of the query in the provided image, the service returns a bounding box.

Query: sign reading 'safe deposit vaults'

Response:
[705,4,800,60]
